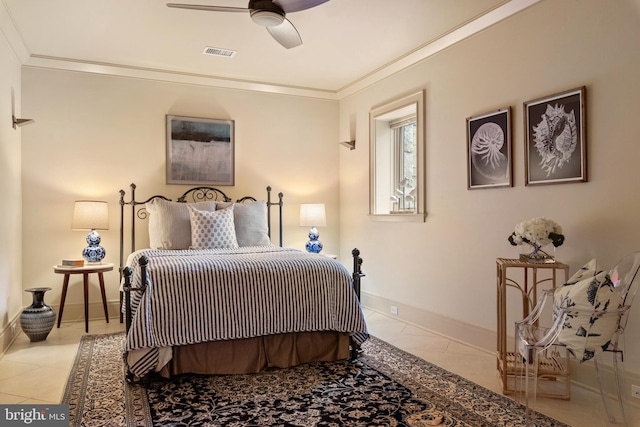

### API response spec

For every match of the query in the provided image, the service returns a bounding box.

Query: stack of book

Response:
[60,259,84,267]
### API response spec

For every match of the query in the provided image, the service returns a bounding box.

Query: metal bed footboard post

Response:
[122,258,148,383]
[122,267,133,332]
[123,256,149,334]
[351,248,364,301]
[350,248,365,359]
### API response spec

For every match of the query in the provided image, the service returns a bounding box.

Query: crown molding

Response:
[22,54,339,100]
[2,0,540,101]
[336,0,541,100]
[0,0,29,63]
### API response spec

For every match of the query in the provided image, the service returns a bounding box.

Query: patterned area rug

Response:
[62,333,568,426]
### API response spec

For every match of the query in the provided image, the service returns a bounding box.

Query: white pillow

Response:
[188,204,239,250]
[146,198,217,250]
[145,200,162,250]
[217,201,271,247]
[553,259,623,362]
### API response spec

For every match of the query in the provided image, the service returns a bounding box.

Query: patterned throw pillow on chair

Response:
[188,204,239,250]
[553,259,623,362]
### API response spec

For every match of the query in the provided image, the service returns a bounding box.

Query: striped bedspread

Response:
[124,246,368,377]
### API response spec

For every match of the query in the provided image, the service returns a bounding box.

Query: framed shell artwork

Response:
[524,87,587,186]
[466,107,512,189]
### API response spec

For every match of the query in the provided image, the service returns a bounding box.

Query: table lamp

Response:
[72,200,109,263]
[299,203,326,253]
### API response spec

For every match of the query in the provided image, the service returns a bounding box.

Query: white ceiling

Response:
[1,0,539,99]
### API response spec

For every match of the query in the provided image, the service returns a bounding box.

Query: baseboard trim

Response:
[52,301,122,324]
[0,313,22,359]
[361,291,494,354]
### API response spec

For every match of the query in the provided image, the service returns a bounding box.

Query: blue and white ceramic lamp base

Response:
[305,227,323,254]
[83,229,106,263]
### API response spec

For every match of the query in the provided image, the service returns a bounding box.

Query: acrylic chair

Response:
[515,251,640,425]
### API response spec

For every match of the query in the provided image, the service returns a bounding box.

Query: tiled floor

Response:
[0,310,637,426]
[363,309,640,427]
[0,319,125,404]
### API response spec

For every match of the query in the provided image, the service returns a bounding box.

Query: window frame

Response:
[369,90,426,222]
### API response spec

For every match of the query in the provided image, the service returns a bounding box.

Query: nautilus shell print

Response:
[471,122,508,180]
[532,103,577,176]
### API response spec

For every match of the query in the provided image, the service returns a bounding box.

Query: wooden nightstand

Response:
[53,262,114,333]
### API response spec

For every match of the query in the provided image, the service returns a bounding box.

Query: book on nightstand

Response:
[61,259,85,267]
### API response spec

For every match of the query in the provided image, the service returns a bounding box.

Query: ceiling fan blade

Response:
[266,18,302,48]
[273,0,329,13]
[166,3,248,13]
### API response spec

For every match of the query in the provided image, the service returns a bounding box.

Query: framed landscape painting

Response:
[524,87,587,186]
[166,115,235,185]
[466,107,512,189]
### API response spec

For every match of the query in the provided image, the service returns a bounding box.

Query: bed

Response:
[118,184,368,380]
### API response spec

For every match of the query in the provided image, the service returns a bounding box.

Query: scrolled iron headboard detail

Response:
[236,196,257,203]
[134,195,171,221]
[176,187,232,203]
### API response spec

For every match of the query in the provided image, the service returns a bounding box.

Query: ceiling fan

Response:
[167,0,329,49]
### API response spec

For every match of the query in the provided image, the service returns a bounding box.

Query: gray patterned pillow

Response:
[553,259,622,362]
[188,204,239,250]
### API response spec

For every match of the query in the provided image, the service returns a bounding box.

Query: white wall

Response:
[21,69,340,323]
[339,0,640,373]
[0,20,23,353]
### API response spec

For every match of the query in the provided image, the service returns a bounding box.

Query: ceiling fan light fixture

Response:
[250,10,284,27]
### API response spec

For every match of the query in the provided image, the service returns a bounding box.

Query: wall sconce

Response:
[12,115,35,129]
[340,140,356,150]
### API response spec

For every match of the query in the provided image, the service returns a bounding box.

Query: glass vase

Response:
[519,243,556,263]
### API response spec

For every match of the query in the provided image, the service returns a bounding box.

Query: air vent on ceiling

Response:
[202,46,236,58]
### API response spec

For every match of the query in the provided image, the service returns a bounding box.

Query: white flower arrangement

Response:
[508,217,565,248]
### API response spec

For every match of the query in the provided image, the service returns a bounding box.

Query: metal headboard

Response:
[117,183,284,321]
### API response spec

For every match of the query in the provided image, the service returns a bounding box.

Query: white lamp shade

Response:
[72,201,109,230]
[299,203,326,227]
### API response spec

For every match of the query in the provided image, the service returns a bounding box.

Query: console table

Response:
[496,258,570,397]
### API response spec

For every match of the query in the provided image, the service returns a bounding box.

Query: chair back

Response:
[608,251,640,343]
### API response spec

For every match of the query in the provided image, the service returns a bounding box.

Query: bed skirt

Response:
[158,331,351,378]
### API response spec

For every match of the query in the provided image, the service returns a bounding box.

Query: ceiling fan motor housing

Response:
[249,0,285,26]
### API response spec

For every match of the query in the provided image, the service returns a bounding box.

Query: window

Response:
[391,117,417,212]
[369,91,425,221]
